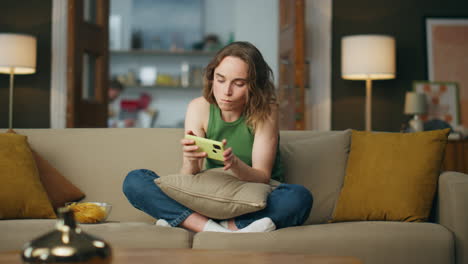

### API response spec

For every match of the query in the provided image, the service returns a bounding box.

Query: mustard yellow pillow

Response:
[0,133,56,219]
[7,128,86,209]
[155,168,272,219]
[332,128,450,222]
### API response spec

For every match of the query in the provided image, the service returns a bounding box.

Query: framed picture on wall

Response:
[413,81,460,129]
[425,17,468,129]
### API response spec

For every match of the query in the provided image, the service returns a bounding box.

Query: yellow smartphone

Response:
[184,134,224,161]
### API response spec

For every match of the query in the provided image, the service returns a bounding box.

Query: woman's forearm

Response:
[180,159,202,175]
[230,157,270,184]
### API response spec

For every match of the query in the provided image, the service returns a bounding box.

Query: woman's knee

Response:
[122,169,158,196]
[267,184,313,228]
[282,184,314,213]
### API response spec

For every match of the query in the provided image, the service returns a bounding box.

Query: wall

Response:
[203,0,235,45]
[332,0,468,131]
[0,0,52,128]
[204,0,279,84]
[233,0,279,86]
[305,0,332,131]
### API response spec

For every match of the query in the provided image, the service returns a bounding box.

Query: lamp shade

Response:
[0,33,36,74]
[341,35,395,80]
[404,91,427,115]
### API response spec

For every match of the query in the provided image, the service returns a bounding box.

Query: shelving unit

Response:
[111,49,217,57]
[110,49,214,128]
[123,85,203,90]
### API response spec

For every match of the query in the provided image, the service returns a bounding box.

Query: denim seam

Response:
[142,169,156,177]
[169,209,193,227]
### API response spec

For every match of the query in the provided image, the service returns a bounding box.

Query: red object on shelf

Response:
[120,100,139,112]
[120,93,152,112]
[139,93,152,109]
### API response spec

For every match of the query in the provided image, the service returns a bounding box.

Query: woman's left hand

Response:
[222,139,238,170]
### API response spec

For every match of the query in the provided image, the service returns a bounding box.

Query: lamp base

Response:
[408,115,424,132]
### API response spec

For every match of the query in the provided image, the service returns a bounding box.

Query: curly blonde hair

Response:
[202,41,277,130]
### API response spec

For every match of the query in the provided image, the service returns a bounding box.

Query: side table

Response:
[443,138,468,173]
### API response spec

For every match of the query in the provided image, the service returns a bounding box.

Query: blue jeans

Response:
[122,169,313,229]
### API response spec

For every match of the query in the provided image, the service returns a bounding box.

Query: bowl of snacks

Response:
[65,202,112,224]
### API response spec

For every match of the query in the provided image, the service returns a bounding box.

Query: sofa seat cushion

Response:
[193,222,454,264]
[0,220,57,252]
[81,222,193,249]
[0,220,192,252]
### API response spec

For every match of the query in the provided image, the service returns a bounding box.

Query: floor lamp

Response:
[341,35,396,131]
[0,33,37,131]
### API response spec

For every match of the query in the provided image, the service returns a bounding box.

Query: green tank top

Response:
[205,104,284,182]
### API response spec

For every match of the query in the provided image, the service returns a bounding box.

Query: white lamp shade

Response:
[0,33,37,74]
[341,35,396,80]
[404,91,427,115]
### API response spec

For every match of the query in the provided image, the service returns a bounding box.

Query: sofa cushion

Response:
[192,221,454,264]
[0,220,192,252]
[155,168,272,219]
[0,133,56,219]
[32,149,86,209]
[280,130,351,224]
[14,128,186,223]
[82,222,193,249]
[7,130,85,209]
[332,129,450,222]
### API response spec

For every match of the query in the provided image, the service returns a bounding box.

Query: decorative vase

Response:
[21,207,112,264]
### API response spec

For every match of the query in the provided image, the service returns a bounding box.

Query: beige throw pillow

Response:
[280,130,351,224]
[155,168,272,219]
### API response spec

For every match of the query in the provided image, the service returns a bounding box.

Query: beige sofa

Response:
[0,128,466,264]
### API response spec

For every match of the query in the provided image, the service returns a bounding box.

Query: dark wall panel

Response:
[0,0,52,128]
[332,0,468,131]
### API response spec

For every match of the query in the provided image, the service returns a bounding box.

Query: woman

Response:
[123,41,313,233]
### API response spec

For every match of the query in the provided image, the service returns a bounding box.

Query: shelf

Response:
[124,85,203,90]
[111,49,217,57]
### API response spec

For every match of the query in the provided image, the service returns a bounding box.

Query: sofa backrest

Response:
[17,128,184,223]
[280,130,351,224]
[16,128,351,224]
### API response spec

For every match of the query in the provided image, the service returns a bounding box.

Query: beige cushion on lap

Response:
[280,130,352,224]
[155,168,272,219]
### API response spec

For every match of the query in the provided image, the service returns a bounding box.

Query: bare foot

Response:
[228,219,239,231]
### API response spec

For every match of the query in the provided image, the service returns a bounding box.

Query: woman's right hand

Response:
[180,130,206,174]
[181,130,207,161]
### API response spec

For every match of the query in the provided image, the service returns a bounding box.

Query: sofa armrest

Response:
[436,171,468,264]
